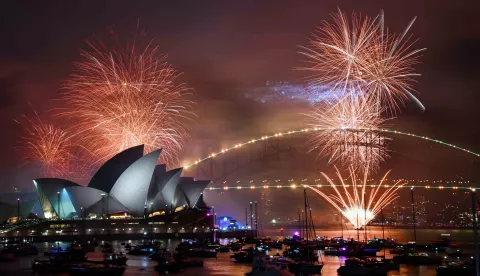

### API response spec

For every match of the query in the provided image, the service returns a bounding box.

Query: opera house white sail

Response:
[25,145,211,219]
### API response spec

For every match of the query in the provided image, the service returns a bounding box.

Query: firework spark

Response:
[306,97,389,172]
[307,166,404,229]
[16,111,74,178]
[61,37,194,167]
[300,9,425,113]
[301,9,423,171]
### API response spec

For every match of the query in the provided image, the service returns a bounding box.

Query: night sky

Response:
[1,1,480,191]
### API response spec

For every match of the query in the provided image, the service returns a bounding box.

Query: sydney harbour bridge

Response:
[183,127,479,189]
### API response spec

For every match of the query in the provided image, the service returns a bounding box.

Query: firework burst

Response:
[307,166,404,229]
[301,9,424,172]
[62,37,194,167]
[16,111,74,178]
[306,97,389,172]
[300,9,425,112]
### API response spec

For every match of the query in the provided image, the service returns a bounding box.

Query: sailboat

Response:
[364,210,399,271]
[392,189,442,265]
[287,189,323,274]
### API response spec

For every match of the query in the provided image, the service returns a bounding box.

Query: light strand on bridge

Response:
[183,127,480,169]
[204,184,472,191]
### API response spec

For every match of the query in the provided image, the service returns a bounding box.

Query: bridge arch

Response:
[184,127,479,170]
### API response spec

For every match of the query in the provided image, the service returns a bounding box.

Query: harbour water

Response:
[1,227,476,276]
[264,227,477,246]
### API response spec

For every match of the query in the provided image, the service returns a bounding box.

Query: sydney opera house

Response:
[0,145,214,238]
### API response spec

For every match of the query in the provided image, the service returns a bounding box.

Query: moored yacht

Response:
[436,260,476,276]
[337,257,388,276]
[393,251,443,265]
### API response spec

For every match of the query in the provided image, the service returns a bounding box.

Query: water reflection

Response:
[0,238,445,276]
[6,225,476,276]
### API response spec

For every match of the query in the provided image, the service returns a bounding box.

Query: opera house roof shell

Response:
[25,145,211,219]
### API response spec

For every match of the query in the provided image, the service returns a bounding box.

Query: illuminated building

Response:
[28,145,211,220]
[415,196,428,226]
[260,190,273,218]
[217,216,245,231]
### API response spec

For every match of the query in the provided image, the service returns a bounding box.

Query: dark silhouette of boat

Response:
[228,241,244,252]
[32,253,87,274]
[177,257,203,267]
[154,259,180,272]
[127,244,159,255]
[286,189,323,275]
[389,245,405,254]
[69,264,126,276]
[393,252,443,265]
[149,250,172,261]
[283,235,303,247]
[432,236,457,252]
[86,253,128,266]
[338,257,388,276]
[324,246,377,257]
[2,243,38,256]
[185,248,217,258]
[231,248,256,263]
[288,261,323,274]
[32,258,74,273]
[436,260,476,276]
[360,257,399,270]
[271,240,283,249]
[247,254,290,276]
[205,242,230,252]
[283,247,318,261]
[43,246,87,261]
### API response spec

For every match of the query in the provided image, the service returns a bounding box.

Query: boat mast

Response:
[250,202,253,231]
[382,209,386,257]
[212,206,216,243]
[245,207,248,230]
[254,201,258,238]
[410,188,417,243]
[356,211,360,241]
[471,188,479,276]
[308,195,316,239]
[364,195,367,242]
[304,188,312,264]
[304,189,308,242]
[341,213,343,239]
[297,208,302,238]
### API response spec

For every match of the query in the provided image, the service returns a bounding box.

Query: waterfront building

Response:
[0,145,215,238]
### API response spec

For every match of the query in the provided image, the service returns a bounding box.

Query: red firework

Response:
[61,36,194,168]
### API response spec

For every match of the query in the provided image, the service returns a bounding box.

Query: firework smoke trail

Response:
[306,166,404,229]
[62,37,194,167]
[300,9,425,112]
[306,97,389,172]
